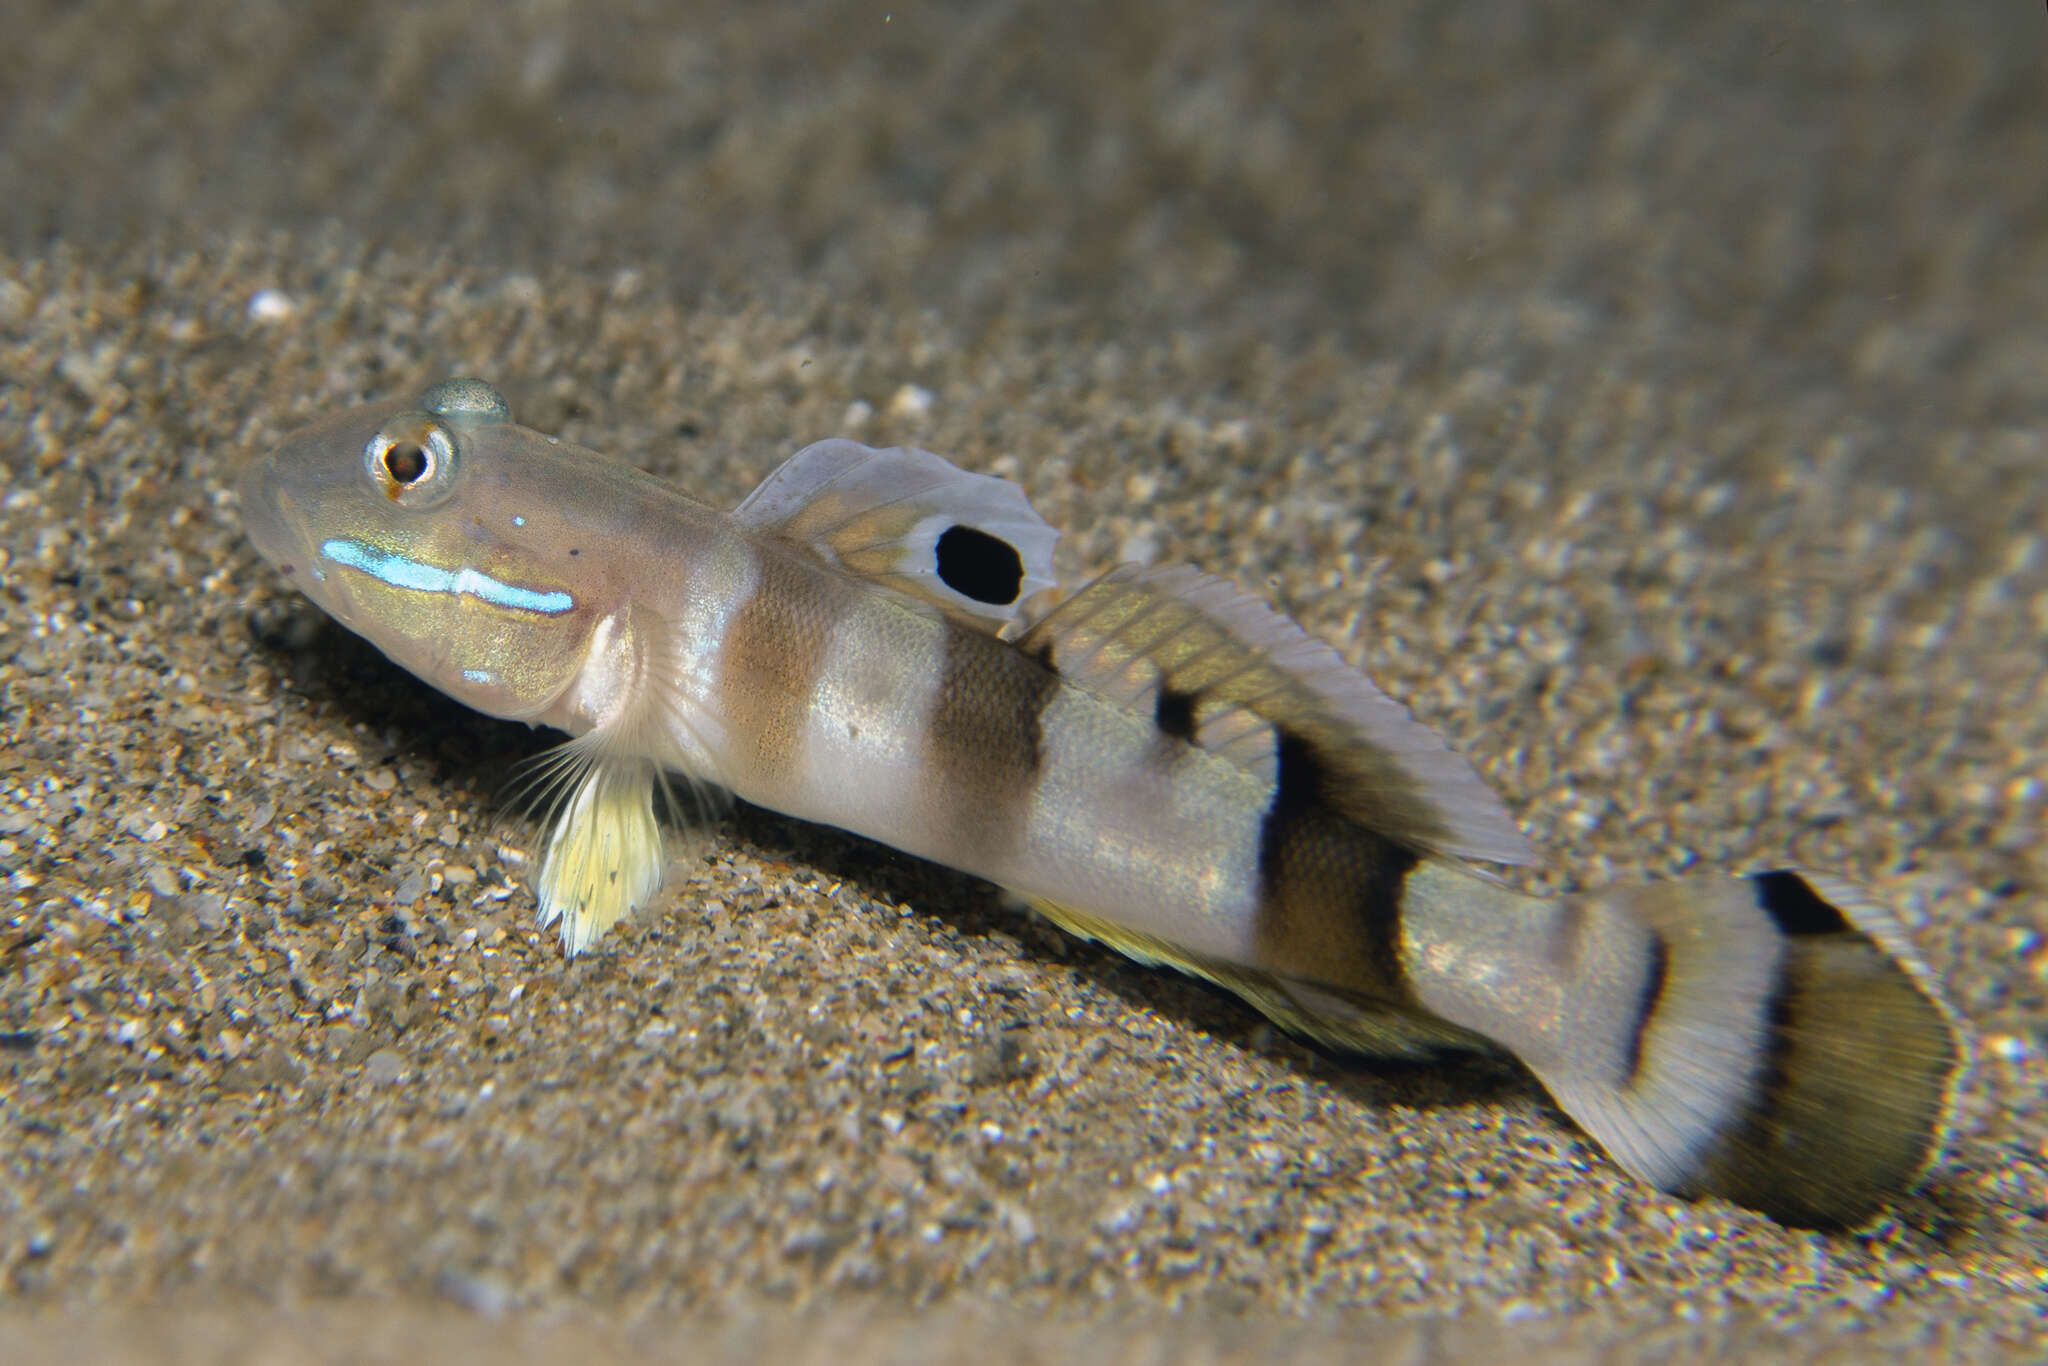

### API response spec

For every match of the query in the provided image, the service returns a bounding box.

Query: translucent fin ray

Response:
[1017,564,1535,865]
[532,748,667,956]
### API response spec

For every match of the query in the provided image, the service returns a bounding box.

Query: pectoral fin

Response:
[529,748,668,955]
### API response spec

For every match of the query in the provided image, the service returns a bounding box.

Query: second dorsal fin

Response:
[733,438,1060,630]
[1016,564,1537,866]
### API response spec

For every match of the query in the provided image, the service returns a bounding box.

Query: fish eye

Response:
[382,440,429,485]
[363,415,460,508]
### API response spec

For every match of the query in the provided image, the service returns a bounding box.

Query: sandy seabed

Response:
[2,2,2044,1361]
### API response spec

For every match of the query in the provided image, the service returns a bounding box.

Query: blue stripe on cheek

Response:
[450,565,576,614]
[319,539,575,616]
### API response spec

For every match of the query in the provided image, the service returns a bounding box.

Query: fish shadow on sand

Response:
[718,795,1545,1121]
[735,804,1992,1247]
[246,599,567,811]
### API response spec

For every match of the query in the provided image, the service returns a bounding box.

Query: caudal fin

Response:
[1044,854,1959,1226]
[1506,871,1961,1228]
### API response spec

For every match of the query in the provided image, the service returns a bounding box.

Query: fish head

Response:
[239,379,622,722]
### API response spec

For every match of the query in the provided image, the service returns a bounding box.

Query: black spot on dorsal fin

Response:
[934,524,1025,606]
[1154,685,1198,742]
[1751,870,1853,936]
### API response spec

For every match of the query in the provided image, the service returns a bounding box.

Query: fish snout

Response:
[237,457,333,605]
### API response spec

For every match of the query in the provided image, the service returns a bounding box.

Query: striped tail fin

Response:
[1401,867,1962,1228]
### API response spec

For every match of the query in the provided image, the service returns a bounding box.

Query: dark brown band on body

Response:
[1252,729,1421,1001]
[929,618,1059,862]
[714,539,846,790]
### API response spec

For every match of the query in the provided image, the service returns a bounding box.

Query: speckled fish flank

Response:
[241,378,1964,1230]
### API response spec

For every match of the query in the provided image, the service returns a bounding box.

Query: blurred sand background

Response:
[2,1,2045,1360]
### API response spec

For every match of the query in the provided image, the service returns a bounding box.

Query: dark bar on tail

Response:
[1675,871,1961,1228]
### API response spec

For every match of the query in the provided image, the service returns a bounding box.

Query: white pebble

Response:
[245,289,297,323]
[887,384,934,420]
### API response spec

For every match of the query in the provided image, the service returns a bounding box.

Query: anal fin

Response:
[1024,894,1483,1060]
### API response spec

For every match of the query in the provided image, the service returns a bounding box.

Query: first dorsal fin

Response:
[1017,564,1536,866]
[733,438,1060,630]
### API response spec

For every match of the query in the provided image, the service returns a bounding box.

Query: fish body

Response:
[241,378,1962,1228]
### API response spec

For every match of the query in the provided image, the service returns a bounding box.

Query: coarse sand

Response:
[2,2,2044,1361]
